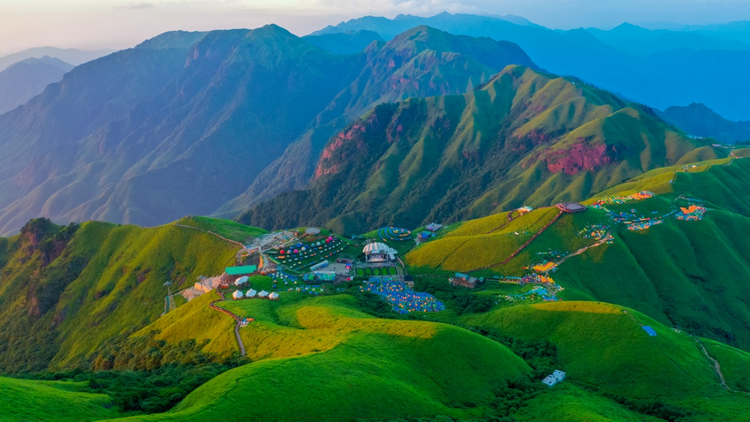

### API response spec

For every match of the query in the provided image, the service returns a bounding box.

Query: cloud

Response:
[117,2,156,9]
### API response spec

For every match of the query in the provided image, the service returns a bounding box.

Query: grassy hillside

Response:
[0,218,241,373]
[110,295,531,422]
[702,338,750,393]
[242,65,719,234]
[131,291,238,360]
[174,216,267,244]
[0,376,122,421]
[464,301,750,419]
[403,157,750,351]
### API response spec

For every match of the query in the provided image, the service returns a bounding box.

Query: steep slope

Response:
[302,30,383,54]
[658,103,750,143]
[241,65,717,233]
[312,12,750,121]
[0,218,244,373]
[0,56,74,114]
[0,26,535,235]
[217,25,537,214]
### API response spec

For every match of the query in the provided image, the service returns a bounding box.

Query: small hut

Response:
[258,290,269,298]
[269,292,279,301]
[232,290,244,300]
[234,276,249,286]
[246,288,257,298]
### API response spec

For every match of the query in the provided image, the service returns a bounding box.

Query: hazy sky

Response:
[2,0,750,55]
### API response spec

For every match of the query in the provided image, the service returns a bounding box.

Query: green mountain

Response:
[0,26,534,235]
[240,65,721,234]
[0,56,74,114]
[658,103,750,143]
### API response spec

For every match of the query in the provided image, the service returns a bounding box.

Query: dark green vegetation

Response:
[313,13,750,121]
[242,64,719,233]
[0,56,74,114]
[658,103,750,144]
[0,25,533,235]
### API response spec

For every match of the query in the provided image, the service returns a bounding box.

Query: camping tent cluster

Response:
[275,237,346,271]
[361,281,445,314]
[676,205,707,221]
[578,224,609,240]
[378,227,412,242]
[531,261,557,273]
[232,289,278,301]
[287,285,326,295]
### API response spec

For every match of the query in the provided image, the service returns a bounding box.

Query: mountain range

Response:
[0,25,534,235]
[239,65,720,233]
[658,103,750,143]
[313,13,750,121]
[0,56,74,115]
[0,47,111,71]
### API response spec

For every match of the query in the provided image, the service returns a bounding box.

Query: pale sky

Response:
[2,0,750,55]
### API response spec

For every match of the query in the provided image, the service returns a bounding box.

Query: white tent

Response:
[269,292,279,300]
[246,289,257,298]
[234,276,249,286]
[258,290,269,298]
[232,290,244,300]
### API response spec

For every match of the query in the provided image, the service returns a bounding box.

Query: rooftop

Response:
[226,265,258,275]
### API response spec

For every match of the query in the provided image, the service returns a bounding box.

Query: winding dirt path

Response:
[549,232,613,271]
[690,336,750,395]
[209,289,247,357]
[486,210,518,234]
[173,223,246,249]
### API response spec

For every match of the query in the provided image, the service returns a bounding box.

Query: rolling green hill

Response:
[0,217,244,373]
[464,301,750,420]
[110,295,531,422]
[0,376,122,422]
[241,64,720,234]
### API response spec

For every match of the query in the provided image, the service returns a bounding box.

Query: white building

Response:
[232,290,244,300]
[234,276,249,286]
[363,242,398,263]
[541,370,566,387]
[269,292,279,301]
[258,290,269,298]
[246,289,257,298]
